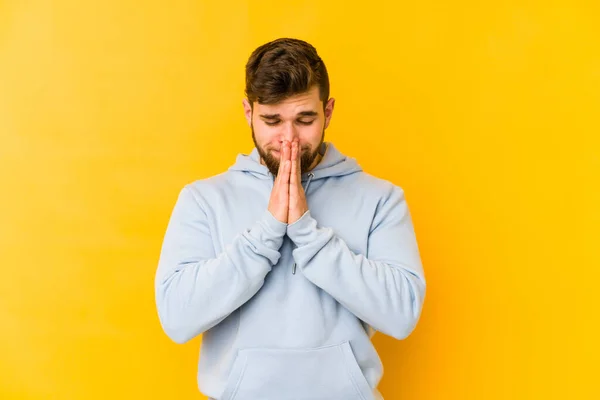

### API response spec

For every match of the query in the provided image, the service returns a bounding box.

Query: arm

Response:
[155,186,287,344]
[287,185,426,340]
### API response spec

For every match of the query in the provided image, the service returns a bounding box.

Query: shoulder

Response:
[179,170,258,205]
[185,171,230,192]
[350,171,407,201]
[171,171,233,206]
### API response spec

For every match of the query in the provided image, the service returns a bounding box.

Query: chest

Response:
[205,178,377,259]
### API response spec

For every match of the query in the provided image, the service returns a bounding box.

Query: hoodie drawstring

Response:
[304,172,315,193]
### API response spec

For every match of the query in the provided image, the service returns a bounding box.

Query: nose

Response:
[280,122,299,143]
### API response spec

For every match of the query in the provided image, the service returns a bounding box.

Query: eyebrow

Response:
[259,111,318,119]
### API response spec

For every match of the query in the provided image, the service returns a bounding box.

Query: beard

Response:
[252,125,325,177]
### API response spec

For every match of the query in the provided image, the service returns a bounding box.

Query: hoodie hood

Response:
[228,142,363,181]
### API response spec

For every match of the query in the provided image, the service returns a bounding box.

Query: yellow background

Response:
[1,0,598,399]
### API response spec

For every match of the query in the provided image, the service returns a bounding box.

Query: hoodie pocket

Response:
[220,341,374,400]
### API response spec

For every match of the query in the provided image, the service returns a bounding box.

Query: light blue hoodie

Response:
[155,142,426,400]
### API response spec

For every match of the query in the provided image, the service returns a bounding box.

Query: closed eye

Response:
[264,119,315,126]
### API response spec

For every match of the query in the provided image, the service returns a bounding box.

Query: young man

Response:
[155,38,426,400]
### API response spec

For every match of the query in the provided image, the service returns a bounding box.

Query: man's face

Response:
[243,85,335,176]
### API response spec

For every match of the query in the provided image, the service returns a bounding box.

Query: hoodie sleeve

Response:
[155,185,287,344]
[286,185,426,340]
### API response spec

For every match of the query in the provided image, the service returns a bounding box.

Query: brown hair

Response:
[245,38,330,108]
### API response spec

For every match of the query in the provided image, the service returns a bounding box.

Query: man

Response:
[155,37,426,400]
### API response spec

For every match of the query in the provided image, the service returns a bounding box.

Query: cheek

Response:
[301,124,324,144]
[259,134,284,152]
[252,125,274,144]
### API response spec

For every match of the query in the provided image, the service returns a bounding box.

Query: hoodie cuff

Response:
[255,209,288,246]
[287,210,334,249]
[242,210,288,265]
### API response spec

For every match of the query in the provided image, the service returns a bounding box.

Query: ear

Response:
[323,97,335,130]
[242,99,253,126]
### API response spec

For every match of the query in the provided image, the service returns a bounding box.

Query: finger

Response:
[283,140,291,164]
[290,140,298,186]
[279,141,291,186]
[296,141,302,181]
[280,159,291,188]
[276,141,286,175]
[276,141,288,178]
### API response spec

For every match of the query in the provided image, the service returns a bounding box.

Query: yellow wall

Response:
[1,1,598,399]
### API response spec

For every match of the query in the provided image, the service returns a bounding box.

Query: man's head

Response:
[242,38,335,176]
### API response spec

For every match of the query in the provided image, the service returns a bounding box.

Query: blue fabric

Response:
[155,142,426,399]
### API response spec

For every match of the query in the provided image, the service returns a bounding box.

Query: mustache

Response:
[270,146,311,153]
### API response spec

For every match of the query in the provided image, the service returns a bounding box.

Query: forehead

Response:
[254,86,321,116]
